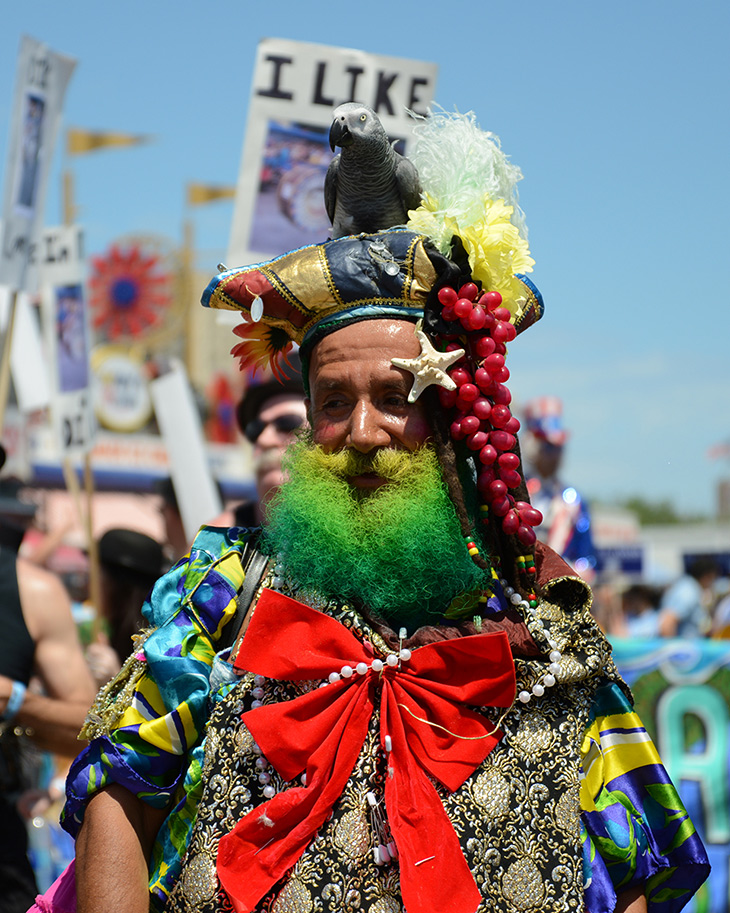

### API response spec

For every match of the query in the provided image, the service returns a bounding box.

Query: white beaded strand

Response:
[500,578,562,705]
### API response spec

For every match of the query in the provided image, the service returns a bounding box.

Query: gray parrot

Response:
[324,102,422,239]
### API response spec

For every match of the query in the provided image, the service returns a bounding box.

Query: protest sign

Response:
[227,38,437,267]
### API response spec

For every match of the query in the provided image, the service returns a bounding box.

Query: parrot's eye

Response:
[360,114,366,121]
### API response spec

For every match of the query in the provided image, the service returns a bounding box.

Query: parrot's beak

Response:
[329,119,351,151]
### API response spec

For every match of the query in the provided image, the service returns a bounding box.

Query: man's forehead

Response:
[310,319,419,368]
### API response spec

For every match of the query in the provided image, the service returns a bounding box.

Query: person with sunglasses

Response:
[232,351,307,527]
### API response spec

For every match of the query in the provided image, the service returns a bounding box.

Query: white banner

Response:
[227,38,438,267]
[39,225,95,456]
[150,362,223,542]
[0,36,76,292]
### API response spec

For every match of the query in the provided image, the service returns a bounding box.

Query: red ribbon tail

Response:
[217,684,373,912]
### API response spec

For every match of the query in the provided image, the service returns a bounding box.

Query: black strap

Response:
[219,531,270,651]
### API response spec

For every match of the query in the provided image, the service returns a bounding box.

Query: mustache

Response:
[310,446,428,483]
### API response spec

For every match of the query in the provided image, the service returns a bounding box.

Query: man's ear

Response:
[304,397,312,424]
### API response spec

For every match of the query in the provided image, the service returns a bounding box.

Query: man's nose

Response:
[346,400,391,453]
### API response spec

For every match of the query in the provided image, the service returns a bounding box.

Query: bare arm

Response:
[0,558,97,755]
[76,784,167,913]
[615,886,647,913]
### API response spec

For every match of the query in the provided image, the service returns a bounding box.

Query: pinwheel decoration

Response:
[89,242,173,340]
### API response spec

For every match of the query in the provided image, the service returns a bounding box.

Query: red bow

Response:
[217,589,516,913]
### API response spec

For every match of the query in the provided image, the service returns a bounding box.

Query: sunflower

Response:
[231,319,294,381]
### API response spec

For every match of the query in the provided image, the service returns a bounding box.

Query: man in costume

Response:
[64,112,708,913]
[523,396,597,580]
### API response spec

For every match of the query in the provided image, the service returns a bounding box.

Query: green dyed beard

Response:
[262,439,489,628]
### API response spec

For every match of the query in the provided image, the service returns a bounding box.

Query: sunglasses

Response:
[244,413,304,444]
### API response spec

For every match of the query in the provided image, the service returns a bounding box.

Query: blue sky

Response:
[1,0,728,515]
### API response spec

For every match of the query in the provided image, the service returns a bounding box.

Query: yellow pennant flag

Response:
[187,183,236,206]
[66,129,152,155]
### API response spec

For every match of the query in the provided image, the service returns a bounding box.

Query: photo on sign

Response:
[14,91,46,214]
[55,284,89,392]
[249,119,334,257]
[249,118,408,257]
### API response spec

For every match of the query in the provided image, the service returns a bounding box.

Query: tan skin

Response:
[252,393,308,522]
[76,320,646,913]
[0,557,96,756]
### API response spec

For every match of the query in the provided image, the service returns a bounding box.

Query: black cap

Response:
[235,350,304,433]
[98,528,166,581]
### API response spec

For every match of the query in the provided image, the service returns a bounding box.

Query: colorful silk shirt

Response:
[62,526,709,912]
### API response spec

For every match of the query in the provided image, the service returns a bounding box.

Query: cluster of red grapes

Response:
[436,283,542,546]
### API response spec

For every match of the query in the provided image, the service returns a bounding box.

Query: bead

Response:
[482,290,502,310]
[498,452,520,471]
[503,585,515,597]
[485,353,505,370]
[543,674,556,687]
[459,282,479,300]
[490,404,512,428]
[467,306,486,330]
[492,496,511,517]
[475,336,496,358]
[301,772,307,786]
[518,690,531,703]
[438,286,458,307]
[251,700,263,709]
[490,430,516,451]
[510,592,522,605]
[479,444,498,466]
[378,843,392,863]
[549,663,561,675]
[450,367,471,387]
[386,654,399,667]
[489,479,507,499]
[494,366,510,383]
[458,383,479,402]
[450,420,466,440]
[467,431,488,451]
[356,662,369,675]
[460,415,481,435]
[474,367,492,391]
[532,683,545,697]
[399,648,412,661]
[341,664,353,678]
[492,322,510,343]
[453,298,473,319]
[252,687,264,699]
[258,772,271,784]
[371,659,384,673]
[491,383,511,405]
[517,525,537,546]
[549,650,562,663]
[468,547,479,556]
[384,735,393,752]
[505,416,521,433]
[263,785,276,799]
[255,757,268,770]
[501,469,523,489]
[328,672,341,684]
[438,387,458,408]
[254,675,265,686]
[472,396,492,419]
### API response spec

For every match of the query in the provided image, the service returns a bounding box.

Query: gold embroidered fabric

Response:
[165,583,620,913]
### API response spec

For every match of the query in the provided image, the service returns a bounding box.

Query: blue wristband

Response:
[3,680,26,721]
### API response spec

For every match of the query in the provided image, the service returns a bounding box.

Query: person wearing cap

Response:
[84,529,169,687]
[64,112,707,913]
[232,350,307,527]
[0,469,95,912]
[523,396,597,580]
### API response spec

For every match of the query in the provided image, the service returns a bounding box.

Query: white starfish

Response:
[391,321,465,403]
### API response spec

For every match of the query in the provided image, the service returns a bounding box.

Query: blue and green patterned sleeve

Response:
[62,526,253,906]
[580,681,710,913]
